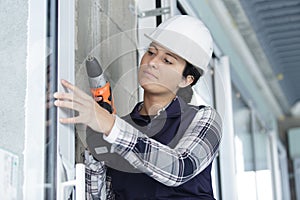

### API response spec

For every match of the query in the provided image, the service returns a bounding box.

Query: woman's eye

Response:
[164,58,172,64]
[147,50,155,56]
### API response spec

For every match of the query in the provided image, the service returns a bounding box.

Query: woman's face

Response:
[138,43,187,95]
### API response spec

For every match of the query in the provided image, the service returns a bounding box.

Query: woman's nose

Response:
[149,56,159,69]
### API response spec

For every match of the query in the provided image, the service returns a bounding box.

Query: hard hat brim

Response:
[144,32,208,75]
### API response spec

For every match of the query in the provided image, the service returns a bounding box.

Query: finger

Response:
[59,116,81,124]
[53,92,84,105]
[61,79,91,101]
[60,79,76,91]
[54,99,84,112]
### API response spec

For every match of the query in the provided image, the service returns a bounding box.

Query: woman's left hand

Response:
[53,79,115,135]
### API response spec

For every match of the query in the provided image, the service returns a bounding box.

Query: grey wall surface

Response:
[75,0,138,161]
[75,0,138,115]
[0,0,28,199]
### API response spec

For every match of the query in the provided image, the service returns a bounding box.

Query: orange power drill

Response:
[85,56,116,114]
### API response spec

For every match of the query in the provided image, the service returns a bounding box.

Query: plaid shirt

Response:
[85,104,222,199]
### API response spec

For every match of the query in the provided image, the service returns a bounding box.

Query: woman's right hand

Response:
[53,79,115,135]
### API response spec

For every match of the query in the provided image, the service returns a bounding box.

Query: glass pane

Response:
[232,85,274,200]
[236,171,257,200]
[45,0,59,198]
[253,118,268,170]
[232,88,253,171]
[232,86,257,200]
[256,170,273,200]
[253,117,274,200]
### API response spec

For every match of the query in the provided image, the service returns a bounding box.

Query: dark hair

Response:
[182,62,202,86]
[177,62,202,103]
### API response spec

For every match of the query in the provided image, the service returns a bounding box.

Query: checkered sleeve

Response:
[85,153,108,200]
[105,106,222,187]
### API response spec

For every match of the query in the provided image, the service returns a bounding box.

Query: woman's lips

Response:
[143,70,158,79]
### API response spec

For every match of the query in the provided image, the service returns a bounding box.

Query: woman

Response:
[54,15,222,199]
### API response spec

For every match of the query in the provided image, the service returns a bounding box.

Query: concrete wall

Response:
[75,0,138,116]
[75,0,138,160]
[0,0,28,199]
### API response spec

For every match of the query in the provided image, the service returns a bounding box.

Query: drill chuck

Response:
[86,56,106,88]
[86,56,116,114]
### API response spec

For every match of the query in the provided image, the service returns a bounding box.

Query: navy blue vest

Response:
[107,97,215,200]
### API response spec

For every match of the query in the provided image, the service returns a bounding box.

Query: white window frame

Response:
[56,0,77,199]
[24,0,48,199]
[25,0,77,199]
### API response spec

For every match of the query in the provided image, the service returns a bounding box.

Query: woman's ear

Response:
[178,75,194,88]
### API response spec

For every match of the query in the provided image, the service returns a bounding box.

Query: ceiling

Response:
[222,0,300,116]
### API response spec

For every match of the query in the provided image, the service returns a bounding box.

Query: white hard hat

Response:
[145,15,213,75]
